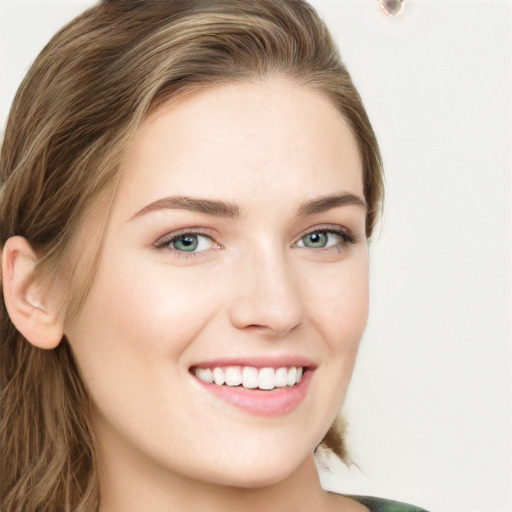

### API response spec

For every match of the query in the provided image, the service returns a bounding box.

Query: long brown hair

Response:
[0,1,383,510]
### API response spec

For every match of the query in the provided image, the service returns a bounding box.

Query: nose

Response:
[228,247,304,336]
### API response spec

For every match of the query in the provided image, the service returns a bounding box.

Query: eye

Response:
[294,229,355,250]
[299,232,330,249]
[154,231,219,254]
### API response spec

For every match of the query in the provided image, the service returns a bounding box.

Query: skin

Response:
[59,79,370,511]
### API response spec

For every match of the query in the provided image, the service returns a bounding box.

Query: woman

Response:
[0,0,428,511]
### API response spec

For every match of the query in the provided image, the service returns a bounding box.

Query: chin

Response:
[196,445,313,490]
[213,466,295,490]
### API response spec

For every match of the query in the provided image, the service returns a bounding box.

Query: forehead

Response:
[115,79,363,219]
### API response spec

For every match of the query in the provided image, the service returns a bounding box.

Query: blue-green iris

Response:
[172,234,199,252]
[302,232,328,248]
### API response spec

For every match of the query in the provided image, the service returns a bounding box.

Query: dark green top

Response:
[347,495,429,512]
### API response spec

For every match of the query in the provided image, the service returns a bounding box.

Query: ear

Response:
[1,236,64,349]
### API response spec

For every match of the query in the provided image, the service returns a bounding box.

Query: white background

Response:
[0,1,510,511]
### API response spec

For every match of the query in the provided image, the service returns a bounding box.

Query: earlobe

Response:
[1,236,64,349]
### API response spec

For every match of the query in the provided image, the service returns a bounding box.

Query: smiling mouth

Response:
[191,365,304,391]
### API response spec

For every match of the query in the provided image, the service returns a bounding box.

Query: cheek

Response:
[305,253,369,354]
[81,252,223,356]
[63,254,218,425]
[293,252,369,444]
[63,252,225,448]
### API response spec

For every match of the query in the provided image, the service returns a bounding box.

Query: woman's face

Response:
[65,79,369,490]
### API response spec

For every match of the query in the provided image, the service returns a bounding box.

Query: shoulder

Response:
[345,494,430,512]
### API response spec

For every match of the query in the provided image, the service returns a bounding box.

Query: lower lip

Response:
[194,370,313,417]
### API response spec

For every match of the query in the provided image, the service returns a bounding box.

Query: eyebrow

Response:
[131,196,241,220]
[296,193,367,216]
[131,192,366,221]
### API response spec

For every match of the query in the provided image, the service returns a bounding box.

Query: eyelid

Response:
[293,224,357,251]
[294,224,356,243]
[152,224,357,257]
[153,227,222,253]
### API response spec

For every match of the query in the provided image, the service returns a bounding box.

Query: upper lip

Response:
[189,355,317,371]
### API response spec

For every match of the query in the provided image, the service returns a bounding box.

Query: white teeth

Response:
[195,367,213,384]
[225,366,242,386]
[275,367,288,388]
[259,368,275,390]
[287,367,297,387]
[213,367,225,386]
[242,366,259,389]
[194,365,305,390]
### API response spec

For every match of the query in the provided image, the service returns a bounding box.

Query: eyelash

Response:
[153,226,357,259]
[294,227,357,252]
[153,228,220,257]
